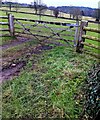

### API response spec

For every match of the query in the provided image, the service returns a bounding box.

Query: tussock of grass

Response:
[2,46,98,119]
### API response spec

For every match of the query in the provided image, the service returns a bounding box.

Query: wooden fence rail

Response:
[76,20,100,58]
[82,35,100,42]
[0,22,8,25]
[81,42,100,50]
[0,16,10,37]
[14,17,79,27]
[0,9,100,24]
[0,16,8,19]
[83,27,100,33]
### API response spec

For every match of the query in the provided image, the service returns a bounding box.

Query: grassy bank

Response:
[2,46,98,119]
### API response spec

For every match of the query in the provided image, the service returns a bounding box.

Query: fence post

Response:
[74,20,79,46]
[8,14,15,37]
[76,20,88,53]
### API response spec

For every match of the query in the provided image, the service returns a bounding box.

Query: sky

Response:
[2,0,100,8]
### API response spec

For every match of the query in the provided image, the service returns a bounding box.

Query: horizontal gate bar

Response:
[14,18,79,27]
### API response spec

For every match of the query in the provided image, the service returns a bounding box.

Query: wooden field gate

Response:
[0,14,100,58]
[1,14,79,47]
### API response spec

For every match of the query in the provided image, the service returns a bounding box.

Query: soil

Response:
[0,61,25,83]
[2,37,32,50]
[1,37,53,83]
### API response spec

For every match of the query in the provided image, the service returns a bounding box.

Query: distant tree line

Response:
[54,6,100,21]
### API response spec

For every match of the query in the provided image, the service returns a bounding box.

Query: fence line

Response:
[0,15,10,37]
[0,16,8,19]
[0,22,8,25]
[0,14,100,58]
[84,49,100,58]
[81,42,100,50]
[76,20,100,58]
[1,9,100,24]
[82,35,100,42]
[83,27,100,33]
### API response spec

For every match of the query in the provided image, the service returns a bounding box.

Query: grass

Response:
[1,8,100,119]
[2,46,98,119]
[1,36,16,46]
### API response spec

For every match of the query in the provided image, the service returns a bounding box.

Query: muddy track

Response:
[1,44,53,83]
[0,61,26,83]
[2,37,32,50]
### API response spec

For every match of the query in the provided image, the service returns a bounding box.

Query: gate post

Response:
[74,20,79,46]
[8,14,15,37]
[76,20,88,53]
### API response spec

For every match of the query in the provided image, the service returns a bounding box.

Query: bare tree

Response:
[94,9,100,22]
[38,4,47,14]
[13,0,20,12]
[30,0,47,14]
[53,8,59,18]
[15,3,20,12]
[6,0,12,11]
[34,1,38,14]
[31,0,47,20]
[72,8,82,20]
[0,0,2,7]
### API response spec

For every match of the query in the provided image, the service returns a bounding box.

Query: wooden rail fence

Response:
[76,21,100,58]
[0,14,100,58]
[0,15,10,37]
[0,9,100,24]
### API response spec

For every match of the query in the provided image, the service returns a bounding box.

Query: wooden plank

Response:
[14,27,75,37]
[82,35,100,42]
[0,22,8,25]
[0,28,9,31]
[84,49,100,59]
[88,20,100,24]
[81,42,100,50]
[0,16,8,19]
[15,32,73,43]
[14,17,78,27]
[83,27,100,33]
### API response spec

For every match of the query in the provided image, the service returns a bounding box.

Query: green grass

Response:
[1,8,100,119]
[2,46,98,119]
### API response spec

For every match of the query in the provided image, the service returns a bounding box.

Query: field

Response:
[0,7,100,119]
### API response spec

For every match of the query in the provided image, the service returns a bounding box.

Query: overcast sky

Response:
[3,0,100,8]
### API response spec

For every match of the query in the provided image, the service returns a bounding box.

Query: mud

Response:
[0,61,26,83]
[2,37,32,50]
[1,40,53,83]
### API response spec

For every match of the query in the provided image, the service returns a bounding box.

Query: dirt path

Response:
[1,43,53,83]
[1,37,32,50]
